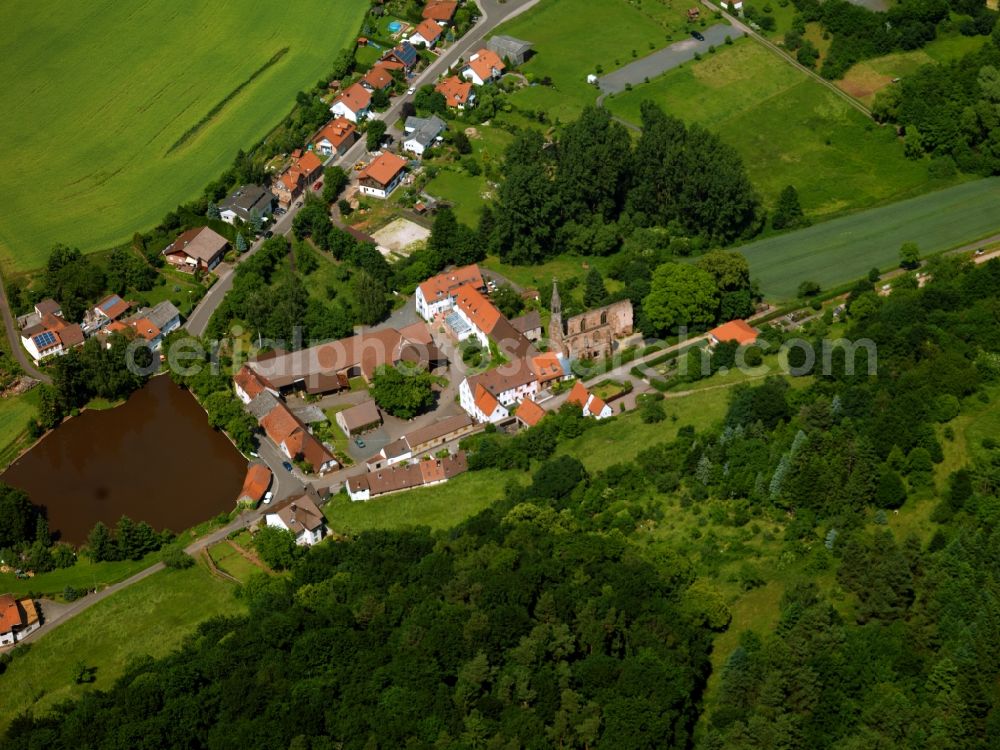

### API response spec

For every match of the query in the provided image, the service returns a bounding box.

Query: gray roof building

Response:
[403,115,447,154]
[487,35,533,66]
[248,391,280,420]
[219,185,273,224]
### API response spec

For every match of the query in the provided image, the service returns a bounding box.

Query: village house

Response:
[245,324,442,399]
[0,594,40,646]
[108,300,181,349]
[261,402,339,475]
[162,226,229,272]
[415,264,486,320]
[313,117,358,157]
[330,81,372,123]
[335,400,382,437]
[514,397,547,429]
[362,64,396,92]
[462,48,505,86]
[403,114,447,157]
[265,493,327,545]
[237,463,272,507]
[364,413,477,470]
[409,18,444,48]
[510,310,542,341]
[235,364,277,404]
[422,0,457,25]
[708,319,758,347]
[356,152,408,198]
[218,184,273,225]
[436,76,475,108]
[346,452,468,501]
[19,301,84,363]
[92,294,130,327]
[487,35,533,66]
[721,0,744,13]
[382,41,419,71]
[566,381,613,420]
[272,149,324,210]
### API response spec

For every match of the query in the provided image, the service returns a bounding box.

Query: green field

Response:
[0,0,368,272]
[495,0,691,121]
[735,177,1000,299]
[606,41,941,218]
[0,563,243,727]
[0,387,40,469]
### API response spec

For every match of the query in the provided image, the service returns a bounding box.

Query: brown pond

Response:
[2,375,247,546]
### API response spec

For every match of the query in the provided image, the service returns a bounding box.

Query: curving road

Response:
[0,275,51,384]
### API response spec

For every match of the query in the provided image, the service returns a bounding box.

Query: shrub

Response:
[162,547,195,569]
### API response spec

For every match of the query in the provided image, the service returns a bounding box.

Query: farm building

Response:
[487,35,533,66]
[335,400,383,436]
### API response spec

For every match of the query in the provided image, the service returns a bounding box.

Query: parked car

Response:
[263,491,273,504]
[354,437,366,449]
[264,230,273,238]
[313,180,323,191]
[692,31,705,41]
[282,461,293,472]
[407,86,415,95]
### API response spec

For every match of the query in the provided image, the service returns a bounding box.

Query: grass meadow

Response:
[0,0,367,272]
[495,0,694,121]
[0,562,243,729]
[735,176,1000,299]
[605,41,942,219]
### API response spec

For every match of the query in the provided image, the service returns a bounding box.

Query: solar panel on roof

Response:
[33,331,57,348]
[100,296,122,312]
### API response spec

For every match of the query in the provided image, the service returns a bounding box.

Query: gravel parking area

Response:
[598,23,736,94]
[372,217,430,254]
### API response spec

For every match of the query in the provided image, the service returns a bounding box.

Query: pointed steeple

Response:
[549,278,564,355]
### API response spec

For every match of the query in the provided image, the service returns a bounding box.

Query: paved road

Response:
[0,278,51,384]
[598,24,735,95]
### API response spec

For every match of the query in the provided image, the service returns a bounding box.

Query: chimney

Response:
[290,503,297,513]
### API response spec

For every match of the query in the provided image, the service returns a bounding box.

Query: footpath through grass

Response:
[734,176,1000,300]
[606,41,942,218]
[0,0,367,272]
[0,563,243,729]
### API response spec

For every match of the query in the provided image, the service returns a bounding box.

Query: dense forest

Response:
[875,25,1000,174]
[790,0,995,78]
[7,249,1000,746]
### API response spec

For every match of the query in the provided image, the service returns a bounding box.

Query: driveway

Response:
[598,24,735,95]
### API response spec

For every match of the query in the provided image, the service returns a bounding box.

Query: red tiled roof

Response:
[333,82,372,113]
[709,319,758,346]
[566,381,590,408]
[515,398,546,427]
[0,595,24,633]
[128,317,160,342]
[96,294,130,321]
[436,76,473,106]
[413,18,443,43]
[588,395,609,417]
[261,403,302,446]
[423,1,457,22]
[467,49,505,81]
[314,117,357,150]
[474,383,500,417]
[454,284,501,335]
[418,264,484,304]
[235,365,267,400]
[358,152,408,187]
[239,464,272,502]
[531,352,563,384]
[363,66,394,90]
[58,323,85,348]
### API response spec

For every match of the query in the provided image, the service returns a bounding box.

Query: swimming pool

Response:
[388,20,402,32]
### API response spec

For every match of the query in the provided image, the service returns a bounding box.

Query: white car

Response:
[407,86,415,95]
[263,491,273,505]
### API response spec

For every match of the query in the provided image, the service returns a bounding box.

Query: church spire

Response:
[549,278,564,355]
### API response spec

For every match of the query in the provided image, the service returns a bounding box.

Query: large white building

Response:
[415,264,486,321]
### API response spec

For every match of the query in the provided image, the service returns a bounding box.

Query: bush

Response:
[63,585,82,602]
[162,547,195,569]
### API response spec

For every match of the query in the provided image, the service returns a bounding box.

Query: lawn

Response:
[0,0,368,272]
[207,540,264,582]
[324,469,508,534]
[425,123,512,226]
[734,176,1000,300]
[0,562,243,729]
[0,387,41,470]
[494,0,691,121]
[837,31,988,105]
[606,41,939,219]
[0,553,160,599]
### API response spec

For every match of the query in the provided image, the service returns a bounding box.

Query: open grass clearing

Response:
[0,0,367,271]
[495,0,693,120]
[0,387,41,470]
[733,176,1000,300]
[606,41,942,220]
[0,562,243,729]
